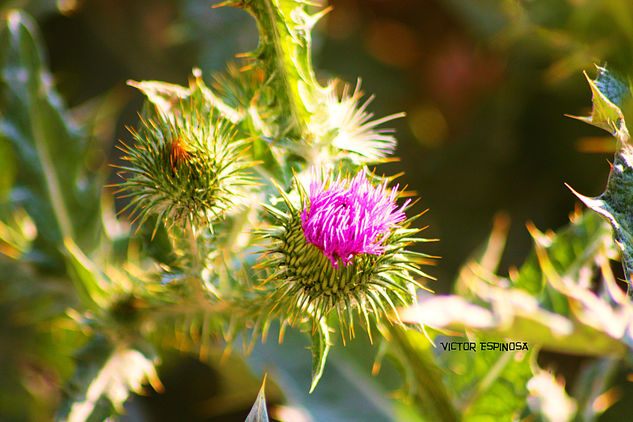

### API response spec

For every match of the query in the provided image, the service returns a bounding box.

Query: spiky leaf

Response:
[569,66,633,289]
[129,70,242,124]
[245,377,270,422]
[511,211,609,301]
[401,210,632,357]
[568,67,627,134]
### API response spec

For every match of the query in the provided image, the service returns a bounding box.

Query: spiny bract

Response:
[259,169,434,336]
[114,104,258,235]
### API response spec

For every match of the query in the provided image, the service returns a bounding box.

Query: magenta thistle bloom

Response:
[255,168,432,394]
[301,172,410,267]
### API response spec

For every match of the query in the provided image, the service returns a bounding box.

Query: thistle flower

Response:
[259,169,433,336]
[301,172,409,267]
[114,104,257,235]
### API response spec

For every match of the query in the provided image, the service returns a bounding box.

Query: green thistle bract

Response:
[260,170,434,337]
[115,104,257,234]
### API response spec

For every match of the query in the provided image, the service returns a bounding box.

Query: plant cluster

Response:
[1,1,633,422]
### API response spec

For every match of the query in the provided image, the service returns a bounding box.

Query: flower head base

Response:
[257,169,433,336]
[301,172,409,267]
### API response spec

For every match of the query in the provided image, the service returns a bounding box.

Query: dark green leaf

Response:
[594,66,630,108]
[0,11,102,261]
[0,254,81,421]
[440,338,534,422]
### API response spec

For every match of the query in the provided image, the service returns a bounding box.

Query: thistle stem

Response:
[185,218,205,302]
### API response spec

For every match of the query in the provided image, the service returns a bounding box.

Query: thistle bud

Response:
[261,170,433,335]
[115,105,257,234]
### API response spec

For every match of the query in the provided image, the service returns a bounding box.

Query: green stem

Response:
[227,0,327,138]
[185,218,204,302]
[387,324,461,422]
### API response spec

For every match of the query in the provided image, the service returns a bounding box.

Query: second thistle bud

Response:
[115,104,256,234]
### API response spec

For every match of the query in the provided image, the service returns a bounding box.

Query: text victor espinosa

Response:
[440,341,529,352]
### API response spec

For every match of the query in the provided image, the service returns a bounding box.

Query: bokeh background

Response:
[27,0,630,286]
[4,0,633,420]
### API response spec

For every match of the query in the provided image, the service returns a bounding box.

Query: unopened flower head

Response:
[115,104,257,234]
[259,169,432,334]
[301,171,409,267]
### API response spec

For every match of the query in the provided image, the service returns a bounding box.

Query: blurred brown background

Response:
[26,0,622,291]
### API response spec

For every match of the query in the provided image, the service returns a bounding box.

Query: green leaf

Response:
[569,67,633,289]
[128,69,241,124]
[58,339,162,422]
[438,337,534,422]
[512,211,609,300]
[0,137,16,200]
[309,318,331,393]
[0,10,102,261]
[245,376,270,422]
[63,238,109,310]
[567,153,633,290]
[386,326,460,422]
[568,67,627,134]
[401,293,627,357]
